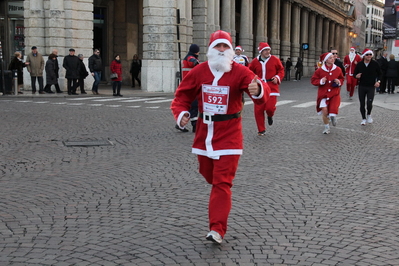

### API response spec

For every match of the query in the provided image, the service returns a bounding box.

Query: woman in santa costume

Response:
[249,42,285,135]
[171,30,270,244]
[311,52,345,134]
[343,47,362,100]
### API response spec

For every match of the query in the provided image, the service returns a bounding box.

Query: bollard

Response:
[13,70,18,95]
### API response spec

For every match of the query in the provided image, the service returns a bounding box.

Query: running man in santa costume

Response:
[233,46,249,66]
[343,47,362,100]
[171,30,270,244]
[311,52,345,134]
[249,42,284,135]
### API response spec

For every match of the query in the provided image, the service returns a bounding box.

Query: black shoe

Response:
[116,94,123,97]
[46,90,54,94]
[113,93,117,96]
[56,91,63,93]
[175,124,189,132]
[267,116,273,126]
[71,92,79,95]
[18,91,23,94]
[39,91,46,94]
[32,91,36,94]
[81,91,87,94]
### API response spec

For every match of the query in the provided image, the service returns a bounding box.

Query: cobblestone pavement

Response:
[1,79,399,266]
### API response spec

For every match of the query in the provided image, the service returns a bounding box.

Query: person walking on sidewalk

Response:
[311,52,344,134]
[43,53,58,94]
[294,57,303,81]
[8,51,28,94]
[110,54,123,97]
[63,48,80,95]
[171,30,269,244]
[51,49,63,93]
[344,47,362,100]
[354,49,382,126]
[130,54,141,88]
[77,54,89,94]
[26,46,45,94]
[89,49,103,95]
[285,58,292,81]
[249,42,284,136]
[377,52,388,94]
[385,54,399,94]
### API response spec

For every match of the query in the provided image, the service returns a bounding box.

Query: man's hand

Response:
[180,113,190,127]
[356,73,362,79]
[248,75,260,96]
[91,72,94,76]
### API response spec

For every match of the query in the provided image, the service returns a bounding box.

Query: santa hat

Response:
[320,52,333,64]
[258,42,271,53]
[361,48,373,58]
[235,46,243,51]
[208,30,233,50]
[350,47,355,50]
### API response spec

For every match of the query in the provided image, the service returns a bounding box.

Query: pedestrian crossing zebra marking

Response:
[120,97,166,103]
[276,100,296,106]
[293,102,314,108]
[145,99,173,103]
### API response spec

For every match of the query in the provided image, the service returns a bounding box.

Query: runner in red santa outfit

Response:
[311,52,345,134]
[343,47,362,100]
[171,30,270,244]
[249,42,284,135]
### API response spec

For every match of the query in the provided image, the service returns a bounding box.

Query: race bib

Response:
[202,85,230,114]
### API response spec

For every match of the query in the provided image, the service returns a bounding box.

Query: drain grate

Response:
[63,140,113,147]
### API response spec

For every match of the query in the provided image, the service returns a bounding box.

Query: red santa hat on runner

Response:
[350,47,356,51]
[235,46,243,51]
[258,42,271,53]
[208,30,233,49]
[319,52,333,64]
[361,48,373,58]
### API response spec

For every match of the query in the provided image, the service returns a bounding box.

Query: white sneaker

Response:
[367,115,373,124]
[323,125,330,134]
[361,119,367,126]
[206,230,223,244]
[330,116,337,126]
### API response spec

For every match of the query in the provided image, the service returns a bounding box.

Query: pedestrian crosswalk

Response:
[4,96,356,110]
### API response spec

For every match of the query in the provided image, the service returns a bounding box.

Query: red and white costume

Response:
[249,42,284,132]
[171,30,269,238]
[343,47,362,97]
[311,52,345,116]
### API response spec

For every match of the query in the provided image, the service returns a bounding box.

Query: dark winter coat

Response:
[8,57,26,85]
[78,60,89,79]
[385,59,399,78]
[45,59,57,85]
[88,54,102,72]
[63,55,80,79]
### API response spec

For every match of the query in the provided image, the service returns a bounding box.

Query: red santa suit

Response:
[343,47,362,97]
[249,42,284,133]
[311,53,345,116]
[171,30,269,240]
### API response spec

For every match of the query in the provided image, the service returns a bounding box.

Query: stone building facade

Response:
[0,0,356,92]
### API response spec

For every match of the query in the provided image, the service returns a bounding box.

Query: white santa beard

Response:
[207,48,235,73]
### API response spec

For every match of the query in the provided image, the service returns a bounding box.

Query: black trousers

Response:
[77,78,86,92]
[67,78,78,94]
[31,76,44,92]
[358,85,375,119]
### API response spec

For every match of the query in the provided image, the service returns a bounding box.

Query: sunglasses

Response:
[365,54,372,56]
[332,53,338,55]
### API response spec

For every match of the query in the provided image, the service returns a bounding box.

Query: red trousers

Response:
[198,154,240,237]
[346,75,357,97]
[254,95,277,132]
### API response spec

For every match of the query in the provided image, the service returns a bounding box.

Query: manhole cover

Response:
[63,140,113,147]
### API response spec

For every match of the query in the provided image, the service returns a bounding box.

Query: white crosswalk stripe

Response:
[4,97,355,110]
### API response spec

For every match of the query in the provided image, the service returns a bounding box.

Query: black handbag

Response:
[110,73,118,79]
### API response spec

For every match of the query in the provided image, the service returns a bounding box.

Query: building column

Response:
[300,7,309,74]
[308,11,316,67]
[221,0,232,33]
[230,0,236,42]
[334,23,342,54]
[177,0,193,54]
[268,0,280,55]
[239,0,252,55]
[328,21,335,50]
[207,0,215,34]
[280,0,291,61]
[192,0,208,62]
[255,0,267,57]
[315,15,323,57]
[25,0,45,50]
[322,18,330,52]
[141,0,177,93]
[47,0,65,54]
[290,3,301,64]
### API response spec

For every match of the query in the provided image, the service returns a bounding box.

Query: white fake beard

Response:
[207,47,235,73]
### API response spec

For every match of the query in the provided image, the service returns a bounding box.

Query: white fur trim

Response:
[177,111,190,129]
[209,39,233,50]
[251,79,264,99]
